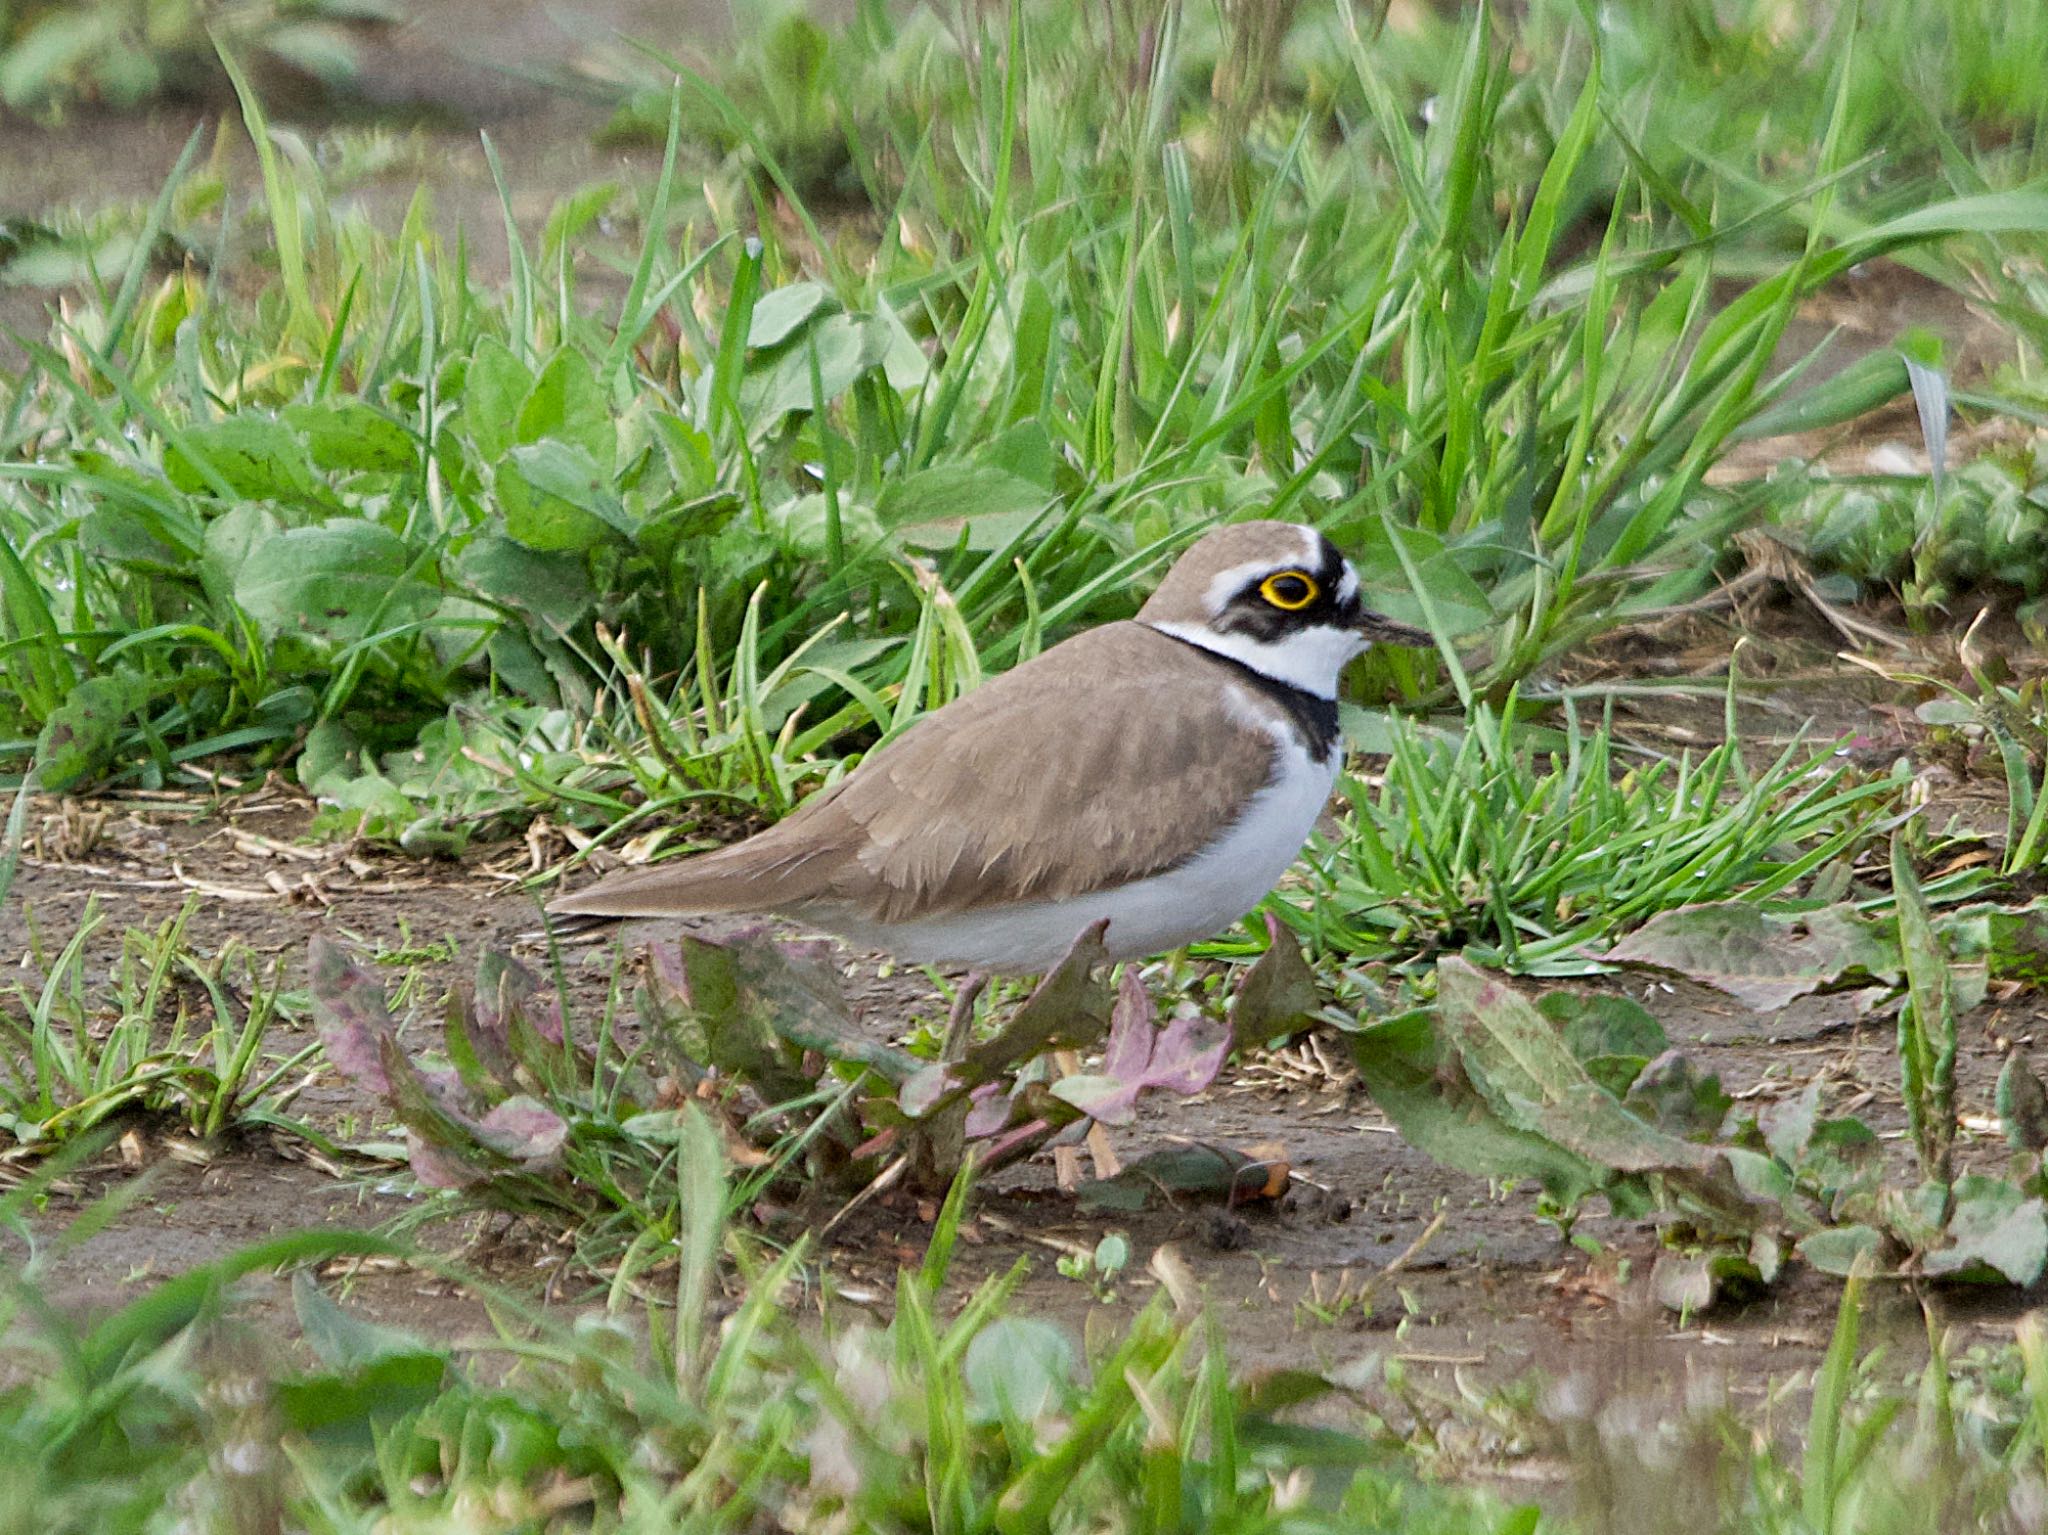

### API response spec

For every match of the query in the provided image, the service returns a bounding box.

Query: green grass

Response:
[1284,685,1914,974]
[0,0,395,116]
[0,893,318,1147]
[4,0,2043,845]
[0,1138,1548,1535]
[10,1142,2048,1533]
[7,2,2048,1523]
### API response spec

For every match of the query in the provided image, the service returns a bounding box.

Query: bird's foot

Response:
[938,971,989,1063]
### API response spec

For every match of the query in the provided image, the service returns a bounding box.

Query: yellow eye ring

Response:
[1259,571,1319,611]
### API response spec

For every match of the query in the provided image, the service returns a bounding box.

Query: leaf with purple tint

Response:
[897,924,1116,1126]
[723,928,920,1082]
[1437,960,1719,1174]
[1049,971,1229,1127]
[1229,914,1320,1050]
[1998,1050,2048,1153]
[374,1036,483,1149]
[475,1095,570,1163]
[306,935,394,1095]
[477,950,566,1045]
[1623,1049,1735,1141]
[977,1117,1058,1172]
[445,982,524,1096]
[674,932,815,1103]
[406,1133,483,1189]
[900,1063,960,1119]
[478,953,590,1101]
[1434,959,1785,1229]
[963,1081,1018,1139]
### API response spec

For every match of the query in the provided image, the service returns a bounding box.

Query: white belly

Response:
[822,742,1338,972]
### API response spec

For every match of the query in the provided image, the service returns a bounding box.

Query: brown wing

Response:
[547,623,1282,923]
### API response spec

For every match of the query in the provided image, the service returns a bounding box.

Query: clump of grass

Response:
[4,2,2029,842]
[0,894,318,1148]
[0,1134,1538,1534]
[10,1134,2048,1532]
[1285,689,1907,974]
[0,0,394,116]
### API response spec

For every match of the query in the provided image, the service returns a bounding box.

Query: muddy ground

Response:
[6,596,2045,1495]
[5,0,2046,1499]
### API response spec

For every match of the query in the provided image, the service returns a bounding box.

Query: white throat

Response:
[1145,620,1363,700]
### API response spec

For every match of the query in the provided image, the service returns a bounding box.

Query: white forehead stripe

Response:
[1336,563,1359,604]
[1201,557,1287,617]
[1298,525,1324,566]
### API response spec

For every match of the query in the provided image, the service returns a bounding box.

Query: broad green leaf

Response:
[767,493,884,560]
[1538,990,1668,1063]
[982,419,1057,487]
[1798,1224,1884,1276]
[282,400,417,473]
[274,1353,450,1448]
[200,503,283,609]
[77,504,185,572]
[261,22,361,85]
[1921,1177,2048,1285]
[744,312,868,421]
[462,335,534,461]
[1229,914,1321,1051]
[164,415,332,508]
[868,305,931,391]
[964,1318,1075,1424]
[1606,901,1901,1012]
[498,440,635,552]
[1345,519,1493,636]
[1435,959,1722,1176]
[292,1271,434,1369]
[1349,1008,1604,1203]
[517,349,613,466]
[650,411,718,496]
[457,533,595,634]
[297,717,365,797]
[746,281,832,347]
[33,675,134,793]
[879,462,1056,551]
[234,522,438,643]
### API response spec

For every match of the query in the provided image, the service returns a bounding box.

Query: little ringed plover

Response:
[549,521,1428,972]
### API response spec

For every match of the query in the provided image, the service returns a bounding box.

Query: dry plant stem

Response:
[819,1153,911,1239]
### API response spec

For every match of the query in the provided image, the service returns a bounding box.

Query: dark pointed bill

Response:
[1356,609,1433,646]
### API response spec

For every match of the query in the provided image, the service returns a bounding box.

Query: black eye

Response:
[1259,571,1318,611]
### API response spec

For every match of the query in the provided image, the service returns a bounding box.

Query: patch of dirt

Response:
[7,635,2045,1450]
[4,3,2045,1472]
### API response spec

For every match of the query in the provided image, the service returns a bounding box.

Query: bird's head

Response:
[1138,520,1431,697]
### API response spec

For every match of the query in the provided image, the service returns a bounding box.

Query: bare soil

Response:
[5,0,2046,1496]
[7,612,2047,1500]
